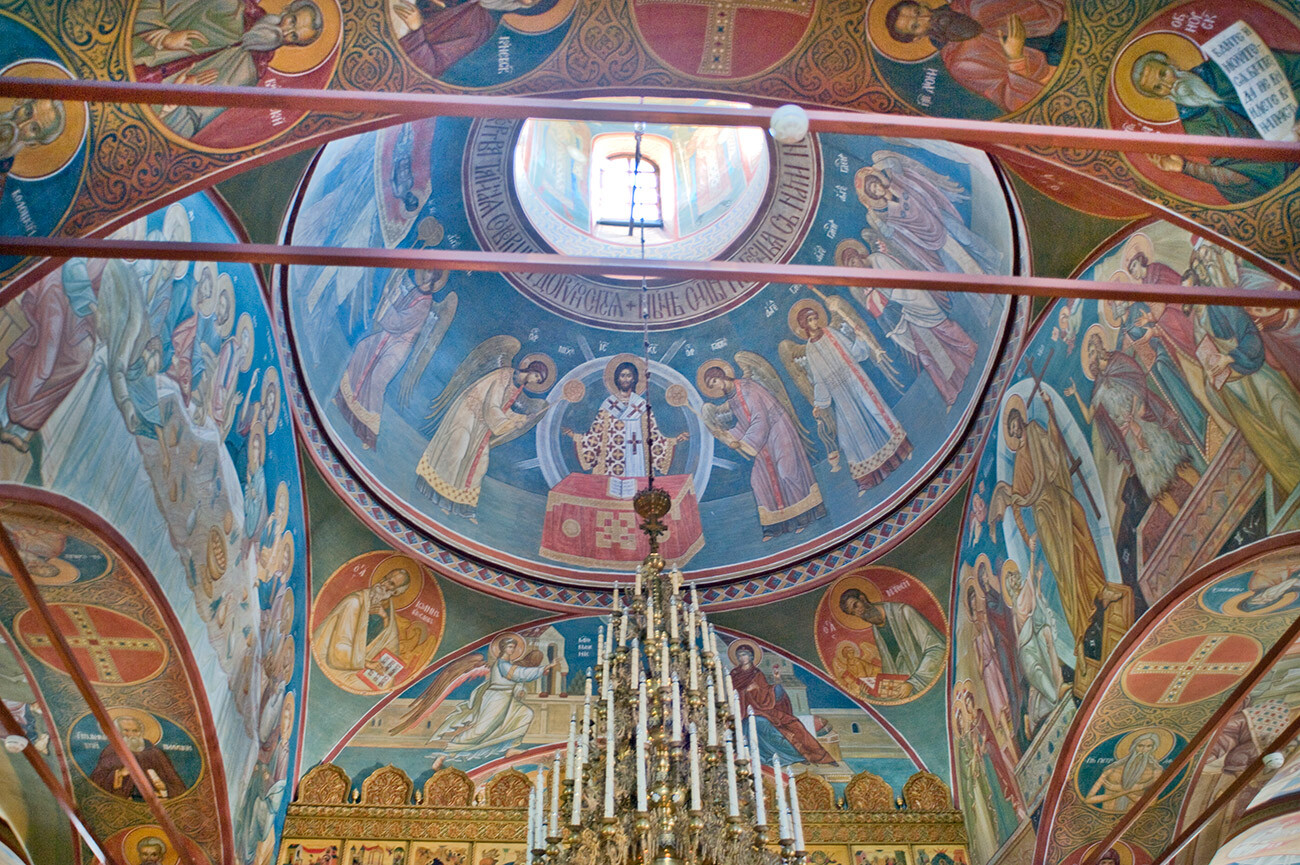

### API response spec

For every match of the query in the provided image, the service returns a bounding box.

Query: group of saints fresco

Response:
[0,0,1296,865]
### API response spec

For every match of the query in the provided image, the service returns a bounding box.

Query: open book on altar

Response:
[607,476,639,499]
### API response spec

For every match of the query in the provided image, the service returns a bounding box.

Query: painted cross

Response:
[17,605,167,686]
[1123,634,1259,706]
[636,0,813,76]
[627,431,642,456]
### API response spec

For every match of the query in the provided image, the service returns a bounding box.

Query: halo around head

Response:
[1111,32,1204,125]
[866,0,943,63]
[999,558,1022,588]
[108,706,164,744]
[1079,323,1116,381]
[827,573,884,630]
[727,637,763,667]
[121,825,178,865]
[788,299,827,339]
[369,554,423,609]
[1001,393,1028,451]
[517,352,557,394]
[0,60,87,180]
[696,358,735,399]
[1112,727,1176,761]
[491,632,526,662]
[263,0,344,74]
[835,237,872,268]
[215,273,237,337]
[503,0,577,34]
[237,314,256,372]
[603,353,648,395]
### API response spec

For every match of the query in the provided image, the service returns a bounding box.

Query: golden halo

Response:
[193,262,219,316]
[236,314,256,372]
[491,633,526,662]
[369,554,424,609]
[788,299,827,339]
[865,0,944,63]
[274,481,290,527]
[107,706,163,744]
[1222,588,1300,618]
[835,237,872,268]
[1120,232,1157,272]
[121,826,179,865]
[1001,393,1027,452]
[827,574,885,631]
[248,420,267,466]
[727,637,763,667]
[603,353,648,396]
[1112,31,1204,125]
[273,533,295,578]
[28,554,78,585]
[503,0,577,35]
[665,383,690,408]
[1112,727,1176,761]
[973,552,995,593]
[999,559,1022,592]
[696,359,735,399]
[215,273,236,337]
[517,352,556,394]
[1080,323,1114,381]
[561,379,586,403]
[162,204,192,281]
[263,0,343,75]
[262,366,282,434]
[0,60,87,180]
[854,166,891,210]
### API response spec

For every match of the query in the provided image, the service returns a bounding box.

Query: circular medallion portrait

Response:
[311,551,446,694]
[0,500,112,584]
[814,567,948,705]
[1199,557,1300,617]
[864,0,1070,119]
[127,0,343,151]
[70,708,203,801]
[106,825,210,865]
[1075,727,1187,813]
[1106,0,1300,206]
[1057,841,1153,865]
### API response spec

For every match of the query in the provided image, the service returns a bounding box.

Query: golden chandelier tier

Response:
[526,550,807,865]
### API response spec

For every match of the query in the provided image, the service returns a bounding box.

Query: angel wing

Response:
[489,392,552,448]
[699,402,734,437]
[423,334,522,433]
[780,338,839,461]
[871,149,969,203]
[777,339,814,406]
[389,653,489,735]
[398,291,458,406]
[734,350,814,456]
[823,295,904,391]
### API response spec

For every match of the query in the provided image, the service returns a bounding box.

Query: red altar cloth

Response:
[539,473,704,569]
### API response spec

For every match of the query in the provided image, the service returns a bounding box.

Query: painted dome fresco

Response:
[280,118,1020,593]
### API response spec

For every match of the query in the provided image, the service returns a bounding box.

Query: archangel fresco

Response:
[283,120,1014,587]
[0,194,308,865]
[949,219,1300,862]
[324,618,924,799]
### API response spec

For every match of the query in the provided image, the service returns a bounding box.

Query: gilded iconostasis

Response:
[0,1,1298,864]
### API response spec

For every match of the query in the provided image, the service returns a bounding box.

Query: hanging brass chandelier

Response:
[525,116,807,865]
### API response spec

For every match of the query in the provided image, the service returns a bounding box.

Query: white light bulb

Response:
[769,105,809,144]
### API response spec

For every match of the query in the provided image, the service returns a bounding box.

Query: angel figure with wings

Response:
[855,149,1001,276]
[780,298,911,495]
[696,353,826,540]
[388,632,555,761]
[414,336,554,521]
[335,269,457,449]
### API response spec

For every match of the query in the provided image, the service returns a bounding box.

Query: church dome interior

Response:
[0,1,1299,865]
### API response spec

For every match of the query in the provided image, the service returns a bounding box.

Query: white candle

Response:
[669,596,679,642]
[534,767,547,843]
[580,679,593,763]
[788,772,805,851]
[604,689,615,818]
[687,605,697,649]
[527,785,536,853]
[689,722,702,811]
[660,638,670,684]
[570,746,584,826]
[613,582,621,612]
[706,680,718,746]
[635,565,643,596]
[688,638,699,692]
[692,584,700,610]
[636,679,648,811]
[723,729,739,818]
[773,754,790,841]
[566,711,576,778]
[671,567,682,595]
[602,650,612,697]
[748,709,766,826]
[734,708,748,763]
[630,638,640,690]
[671,674,682,742]
[647,593,656,642]
[619,609,629,647]
[549,753,561,837]
[596,625,605,666]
